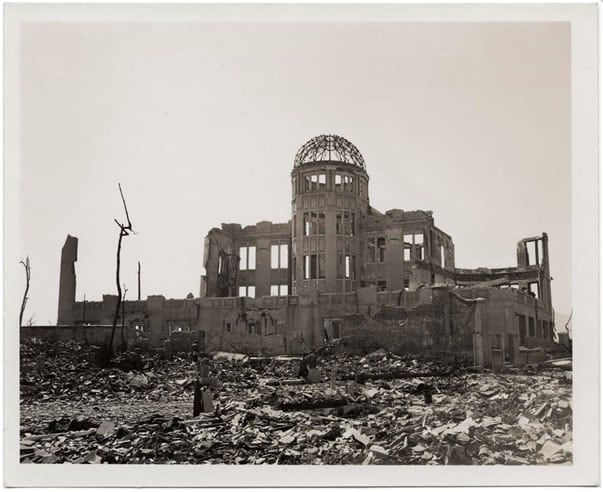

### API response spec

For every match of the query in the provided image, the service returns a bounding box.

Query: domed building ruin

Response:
[54,134,557,367]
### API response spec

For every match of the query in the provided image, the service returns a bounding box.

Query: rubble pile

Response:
[20,340,572,465]
[20,338,195,403]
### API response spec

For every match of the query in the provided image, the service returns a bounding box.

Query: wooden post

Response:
[193,381,202,417]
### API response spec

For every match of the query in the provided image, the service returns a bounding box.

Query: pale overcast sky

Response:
[18,21,571,324]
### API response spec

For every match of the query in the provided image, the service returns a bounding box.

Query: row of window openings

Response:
[294,173,362,195]
[224,319,282,336]
[367,236,424,263]
[300,211,355,236]
[236,244,289,271]
[299,254,356,280]
[227,318,342,339]
[367,234,447,267]
[364,279,411,292]
[237,284,289,298]
[518,315,553,340]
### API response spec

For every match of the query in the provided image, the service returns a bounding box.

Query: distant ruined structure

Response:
[53,135,558,366]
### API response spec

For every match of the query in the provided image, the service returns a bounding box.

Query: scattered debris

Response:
[20,339,572,465]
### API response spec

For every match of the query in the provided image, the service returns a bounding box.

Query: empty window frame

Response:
[303,211,325,236]
[345,255,356,279]
[440,245,446,268]
[336,211,355,236]
[331,319,343,339]
[304,175,312,193]
[519,315,527,345]
[343,175,354,193]
[248,320,261,335]
[324,318,343,341]
[303,254,326,279]
[334,173,355,193]
[304,174,327,192]
[404,278,410,291]
[528,317,535,337]
[525,239,544,266]
[368,238,376,263]
[377,280,387,292]
[271,243,289,269]
[224,321,232,333]
[239,245,256,270]
[377,237,386,262]
[528,282,540,299]
[343,212,351,235]
[403,233,424,261]
[238,285,256,298]
[271,284,289,296]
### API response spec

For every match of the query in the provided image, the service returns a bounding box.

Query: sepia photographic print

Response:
[4,3,598,487]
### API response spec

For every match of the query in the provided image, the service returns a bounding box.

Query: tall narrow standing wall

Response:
[57,235,78,325]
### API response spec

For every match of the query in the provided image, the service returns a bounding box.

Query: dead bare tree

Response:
[103,184,134,364]
[121,285,128,351]
[19,256,31,327]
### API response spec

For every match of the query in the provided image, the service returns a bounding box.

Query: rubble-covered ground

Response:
[20,338,572,465]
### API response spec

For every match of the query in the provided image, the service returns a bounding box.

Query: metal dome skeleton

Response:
[293,135,366,170]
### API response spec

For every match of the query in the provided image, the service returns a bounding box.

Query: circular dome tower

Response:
[291,135,369,295]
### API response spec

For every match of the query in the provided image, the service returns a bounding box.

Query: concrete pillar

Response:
[255,237,271,297]
[385,228,404,291]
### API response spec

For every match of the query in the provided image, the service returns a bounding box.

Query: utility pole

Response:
[137,261,141,301]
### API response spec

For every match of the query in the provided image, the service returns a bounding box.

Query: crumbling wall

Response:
[454,287,556,367]
[202,228,236,298]
[341,292,473,360]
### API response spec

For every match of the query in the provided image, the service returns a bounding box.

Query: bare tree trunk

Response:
[101,183,133,367]
[19,257,31,327]
[108,231,124,357]
[121,286,128,351]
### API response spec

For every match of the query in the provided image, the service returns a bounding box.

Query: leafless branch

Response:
[19,256,31,327]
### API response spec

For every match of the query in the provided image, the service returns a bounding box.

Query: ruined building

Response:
[55,135,558,366]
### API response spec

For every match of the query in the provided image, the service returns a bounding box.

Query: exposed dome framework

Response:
[294,134,366,170]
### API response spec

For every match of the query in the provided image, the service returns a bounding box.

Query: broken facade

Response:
[55,135,557,365]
